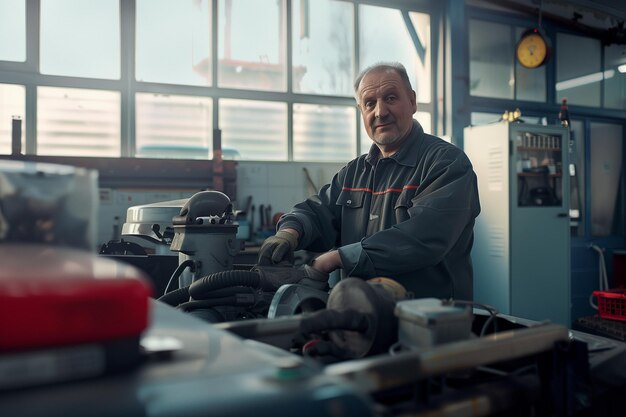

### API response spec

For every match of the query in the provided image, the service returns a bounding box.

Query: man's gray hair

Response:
[353,62,413,96]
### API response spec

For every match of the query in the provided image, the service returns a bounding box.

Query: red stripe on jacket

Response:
[342,185,418,195]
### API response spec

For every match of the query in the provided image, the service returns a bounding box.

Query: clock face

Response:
[516,33,548,69]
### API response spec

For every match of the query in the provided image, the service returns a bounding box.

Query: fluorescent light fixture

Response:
[556,70,615,91]
[618,64,626,73]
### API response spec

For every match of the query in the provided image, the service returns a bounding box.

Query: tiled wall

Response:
[235,160,343,218]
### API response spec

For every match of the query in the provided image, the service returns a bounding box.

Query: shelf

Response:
[518,172,562,177]
[517,147,562,152]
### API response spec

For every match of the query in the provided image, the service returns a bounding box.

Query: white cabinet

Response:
[464,122,571,326]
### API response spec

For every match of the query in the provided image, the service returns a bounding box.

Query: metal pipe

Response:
[325,323,569,393]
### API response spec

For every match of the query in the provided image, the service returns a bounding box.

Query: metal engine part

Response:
[121,198,185,253]
[299,277,408,359]
[169,191,241,288]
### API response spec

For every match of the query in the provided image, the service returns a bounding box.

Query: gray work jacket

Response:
[278,121,481,301]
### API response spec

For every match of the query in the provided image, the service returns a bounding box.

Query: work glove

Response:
[257,230,298,266]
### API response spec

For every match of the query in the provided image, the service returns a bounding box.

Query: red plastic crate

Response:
[594,289,626,322]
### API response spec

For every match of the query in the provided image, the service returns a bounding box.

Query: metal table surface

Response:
[0,301,374,417]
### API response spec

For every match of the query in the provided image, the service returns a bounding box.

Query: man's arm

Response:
[258,169,346,265]
[311,250,343,274]
[276,169,346,252]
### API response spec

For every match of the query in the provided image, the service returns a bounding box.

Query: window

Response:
[293,104,356,162]
[37,87,121,157]
[0,84,25,154]
[136,93,213,159]
[292,0,354,96]
[40,0,120,79]
[556,33,601,107]
[360,5,432,104]
[218,0,286,91]
[604,44,626,110]
[469,20,513,99]
[219,99,287,161]
[469,20,548,102]
[0,0,26,62]
[0,0,436,162]
[136,0,211,86]
[590,122,623,236]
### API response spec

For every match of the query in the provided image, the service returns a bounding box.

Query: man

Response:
[258,62,480,301]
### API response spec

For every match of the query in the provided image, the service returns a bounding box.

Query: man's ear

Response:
[411,90,417,114]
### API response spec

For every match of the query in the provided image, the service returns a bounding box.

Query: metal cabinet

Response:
[464,122,571,326]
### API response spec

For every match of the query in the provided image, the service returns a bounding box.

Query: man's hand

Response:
[257,229,299,265]
[311,250,342,274]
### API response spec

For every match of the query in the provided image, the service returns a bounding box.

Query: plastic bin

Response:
[594,289,626,322]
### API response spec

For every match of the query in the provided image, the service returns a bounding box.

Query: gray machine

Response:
[120,190,242,290]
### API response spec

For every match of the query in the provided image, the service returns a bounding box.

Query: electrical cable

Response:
[589,244,609,309]
[388,341,403,356]
[163,259,195,296]
[448,299,499,337]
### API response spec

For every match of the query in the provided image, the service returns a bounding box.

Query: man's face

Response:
[357,69,417,152]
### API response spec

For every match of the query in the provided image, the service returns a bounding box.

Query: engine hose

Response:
[176,297,239,312]
[190,285,255,300]
[157,286,190,306]
[189,270,261,300]
[300,309,371,335]
[159,275,258,306]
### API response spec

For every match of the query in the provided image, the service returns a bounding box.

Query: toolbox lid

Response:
[0,244,152,352]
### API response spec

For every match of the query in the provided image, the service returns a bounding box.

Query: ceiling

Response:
[470,0,626,43]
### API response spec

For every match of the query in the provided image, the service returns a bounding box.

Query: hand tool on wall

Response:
[250,204,255,237]
[303,167,318,196]
[265,205,272,231]
[259,204,265,231]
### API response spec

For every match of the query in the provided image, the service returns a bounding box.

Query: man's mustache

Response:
[372,117,394,129]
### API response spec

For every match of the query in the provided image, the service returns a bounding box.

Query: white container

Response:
[394,298,472,350]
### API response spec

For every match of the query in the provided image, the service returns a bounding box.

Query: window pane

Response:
[40,0,120,79]
[0,0,25,62]
[359,6,432,104]
[37,87,120,157]
[219,99,287,160]
[556,33,601,107]
[409,12,431,103]
[0,84,25,154]
[604,44,626,110]
[136,0,211,86]
[469,20,513,99]
[590,122,623,236]
[218,0,286,91]
[514,27,546,102]
[292,0,354,96]
[136,94,212,159]
[293,104,356,162]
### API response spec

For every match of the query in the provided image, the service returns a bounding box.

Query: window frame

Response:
[0,0,439,167]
